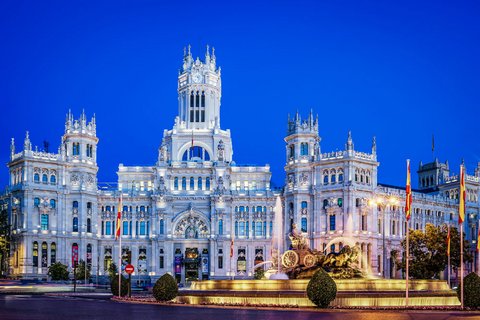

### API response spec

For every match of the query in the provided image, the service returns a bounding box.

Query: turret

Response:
[62,110,98,163]
[346,131,354,152]
[23,131,31,151]
[285,111,319,163]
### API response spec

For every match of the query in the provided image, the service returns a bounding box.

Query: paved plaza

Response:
[0,294,479,320]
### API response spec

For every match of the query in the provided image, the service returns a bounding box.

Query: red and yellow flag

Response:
[405,159,412,221]
[115,196,122,240]
[477,223,480,252]
[446,225,451,256]
[459,165,466,224]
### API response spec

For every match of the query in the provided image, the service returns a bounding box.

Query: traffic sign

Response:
[125,264,134,275]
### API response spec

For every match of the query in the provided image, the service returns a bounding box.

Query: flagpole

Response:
[405,159,412,308]
[460,222,464,309]
[118,193,122,297]
[447,224,451,287]
[406,217,409,307]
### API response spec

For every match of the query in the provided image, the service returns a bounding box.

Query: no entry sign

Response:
[125,264,134,275]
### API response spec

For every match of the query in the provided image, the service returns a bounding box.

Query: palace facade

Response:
[2,47,479,282]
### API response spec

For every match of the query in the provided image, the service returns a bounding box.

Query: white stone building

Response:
[284,112,480,278]
[2,47,479,282]
[3,47,276,282]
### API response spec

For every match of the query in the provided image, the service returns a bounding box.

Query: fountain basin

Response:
[176,279,460,307]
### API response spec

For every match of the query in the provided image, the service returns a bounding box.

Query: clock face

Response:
[192,72,201,83]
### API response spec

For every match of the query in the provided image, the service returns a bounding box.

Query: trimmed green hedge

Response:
[306,268,337,308]
[111,275,128,297]
[457,272,480,308]
[153,273,178,301]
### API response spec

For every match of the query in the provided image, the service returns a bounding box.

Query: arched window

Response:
[73,217,79,232]
[72,243,79,267]
[123,221,128,235]
[300,143,309,156]
[123,205,128,212]
[50,175,56,184]
[255,221,262,236]
[338,172,344,183]
[301,217,307,232]
[139,221,146,235]
[366,175,370,184]
[235,221,238,237]
[289,145,295,159]
[140,206,145,212]
[41,214,49,230]
[41,242,48,267]
[331,174,336,184]
[206,177,210,190]
[337,198,343,207]
[269,221,273,236]
[33,241,39,267]
[42,174,48,183]
[34,197,40,207]
[174,177,179,190]
[159,219,164,234]
[329,214,336,231]
[323,175,329,185]
[323,199,329,209]
[181,177,187,190]
[86,243,92,267]
[51,242,56,264]
[190,177,195,190]
[34,173,40,183]
[87,218,92,233]
[50,199,56,208]
[218,219,223,235]
[198,177,202,190]
[73,201,79,209]
[182,146,210,162]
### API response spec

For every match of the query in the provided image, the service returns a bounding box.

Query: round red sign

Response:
[125,264,134,275]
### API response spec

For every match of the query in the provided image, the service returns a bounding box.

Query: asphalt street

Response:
[0,295,479,320]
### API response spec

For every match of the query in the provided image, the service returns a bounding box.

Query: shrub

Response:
[254,268,265,280]
[48,262,69,281]
[111,275,128,297]
[457,272,480,308]
[306,268,337,308]
[153,273,178,301]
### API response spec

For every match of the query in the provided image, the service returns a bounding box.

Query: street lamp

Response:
[369,195,398,279]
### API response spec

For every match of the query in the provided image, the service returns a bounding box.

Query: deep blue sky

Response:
[1,1,479,189]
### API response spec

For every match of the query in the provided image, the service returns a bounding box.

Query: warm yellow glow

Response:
[182,279,460,308]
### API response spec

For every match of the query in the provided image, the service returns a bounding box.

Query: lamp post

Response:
[369,195,398,279]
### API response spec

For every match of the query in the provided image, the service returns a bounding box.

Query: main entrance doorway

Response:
[184,248,199,281]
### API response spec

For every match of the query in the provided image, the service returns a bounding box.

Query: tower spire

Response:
[10,138,15,159]
[372,136,376,154]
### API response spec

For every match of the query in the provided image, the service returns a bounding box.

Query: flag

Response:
[230,236,234,258]
[446,225,451,256]
[115,196,122,240]
[459,165,466,224]
[477,225,480,252]
[405,159,412,221]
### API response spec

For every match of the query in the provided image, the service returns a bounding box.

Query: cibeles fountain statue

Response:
[271,223,364,279]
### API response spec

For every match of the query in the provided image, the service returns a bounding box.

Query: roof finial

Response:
[372,136,376,154]
[206,44,210,59]
[346,131,354,151]
[188,44,191,56]
[10,138,15,158]
[24,131,31,151]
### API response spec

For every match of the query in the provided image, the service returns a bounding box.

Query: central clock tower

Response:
[178,45,222,130]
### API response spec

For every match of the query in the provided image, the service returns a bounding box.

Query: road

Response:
[0,295,479,320]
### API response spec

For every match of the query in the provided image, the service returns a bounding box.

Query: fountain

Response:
[175,196,461,308]
[269,196,289,280]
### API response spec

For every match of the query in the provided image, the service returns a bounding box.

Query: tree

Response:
[0,207,10,277]
[153,273,178,301]
[108,262,118,281]
[74,259,91,281]
[48,262,69,281]
[306,268,337,308]
[397,223,472,279]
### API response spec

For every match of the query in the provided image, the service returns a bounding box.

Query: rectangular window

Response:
[159,256,164,269]
[123,221,129,235]
[41,214,49,231]
[329,215,336,231]
[218,256,223,269]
